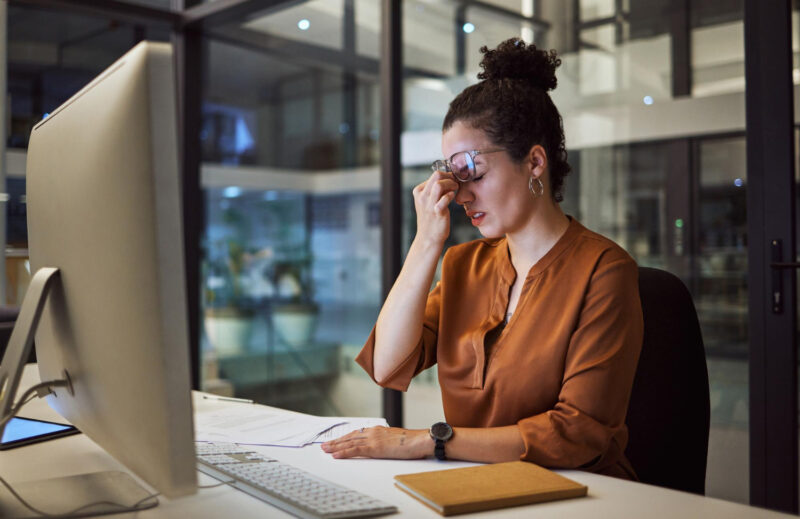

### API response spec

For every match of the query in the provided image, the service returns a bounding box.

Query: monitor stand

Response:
[0,267,62,428]
[0,472,158,518]
[0,268,159,517]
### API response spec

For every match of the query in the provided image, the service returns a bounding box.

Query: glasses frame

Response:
[431,148,506,182]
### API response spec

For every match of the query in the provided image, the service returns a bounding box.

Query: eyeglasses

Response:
[431,149,506,182]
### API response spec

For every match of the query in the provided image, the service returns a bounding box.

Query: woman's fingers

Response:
[412,170,459,245]
[326,434,371,458]
[434,191,456,212]
[429,178,458,200]
[331,446,366,459]
[419,170,457,193]
[322,427,369,446]
[321,427,427,460]
[322,428,371,458]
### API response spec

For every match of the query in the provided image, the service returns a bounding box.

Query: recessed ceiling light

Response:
[223,186,242,198]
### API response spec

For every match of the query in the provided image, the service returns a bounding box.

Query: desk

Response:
[1,364,792,519]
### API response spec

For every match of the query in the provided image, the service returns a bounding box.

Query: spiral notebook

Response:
[394,461,587,516]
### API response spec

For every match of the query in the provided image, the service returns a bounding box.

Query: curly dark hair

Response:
[442,38,570,202]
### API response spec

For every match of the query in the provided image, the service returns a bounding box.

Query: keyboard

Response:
[196,442,398,519]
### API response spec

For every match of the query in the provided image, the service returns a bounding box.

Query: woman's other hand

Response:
[321,427,432,459]
[413,170,459,246]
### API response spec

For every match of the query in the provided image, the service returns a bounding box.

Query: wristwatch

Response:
[429,422,454,460]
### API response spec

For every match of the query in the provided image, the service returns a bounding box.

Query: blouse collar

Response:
[493,215,583,281]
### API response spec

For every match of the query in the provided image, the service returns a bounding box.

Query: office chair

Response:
[625,267,710,495]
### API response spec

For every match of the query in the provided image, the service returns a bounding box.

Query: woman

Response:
[322,38,643,480]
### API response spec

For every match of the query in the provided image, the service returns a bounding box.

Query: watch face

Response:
[430,422,453,441]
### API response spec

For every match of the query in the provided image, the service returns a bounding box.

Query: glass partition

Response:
[199,4,382,418]
[695,136,748,501]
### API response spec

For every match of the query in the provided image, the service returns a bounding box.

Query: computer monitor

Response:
[0,40,197,505]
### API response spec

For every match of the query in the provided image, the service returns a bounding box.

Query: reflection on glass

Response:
[355,0,380,59]
[404,0,458,76]
[572,143,673,271]
[201,184,383,416]
[203,39,378,169]
[697,138,747,358]
[580,0,616,21]
[7,5,168,148]
[465,6,534,72]
[697,136,749,503]
[241,0,344,51]
[478,0,535,16]
[200,10,381,418]
[691,16,744,97]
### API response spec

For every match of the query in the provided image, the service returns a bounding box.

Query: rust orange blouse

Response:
[355,217,643,479]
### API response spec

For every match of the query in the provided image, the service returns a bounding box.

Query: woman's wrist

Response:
[411,429,435,458]
[410,234,445,258]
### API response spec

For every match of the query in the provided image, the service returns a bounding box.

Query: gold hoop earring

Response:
[529,177,544,198]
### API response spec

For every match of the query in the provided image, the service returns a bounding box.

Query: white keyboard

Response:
[196,442,398,519]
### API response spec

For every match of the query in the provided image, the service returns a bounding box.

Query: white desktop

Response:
[3,364,795,519]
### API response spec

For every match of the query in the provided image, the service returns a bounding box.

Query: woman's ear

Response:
[528,145,548,178]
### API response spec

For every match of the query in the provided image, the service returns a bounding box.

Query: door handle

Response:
[770,240,800,314]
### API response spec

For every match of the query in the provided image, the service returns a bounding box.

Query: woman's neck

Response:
[506,200,570,276]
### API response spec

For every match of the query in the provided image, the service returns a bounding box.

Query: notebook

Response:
[394,461,587,516]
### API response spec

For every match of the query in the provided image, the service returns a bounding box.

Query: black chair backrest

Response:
[625,267,710,494]
[0,306,27,365]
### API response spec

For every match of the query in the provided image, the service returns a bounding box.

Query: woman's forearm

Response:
[322,424,527,464]
[413,425,526,464]
[373,236,443,383]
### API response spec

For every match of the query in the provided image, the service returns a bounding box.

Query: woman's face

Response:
[442,121,534,239]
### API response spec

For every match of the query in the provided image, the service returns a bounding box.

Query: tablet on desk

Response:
[0,416,80,450]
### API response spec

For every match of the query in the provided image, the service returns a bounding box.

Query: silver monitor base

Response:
[0,471,157,518]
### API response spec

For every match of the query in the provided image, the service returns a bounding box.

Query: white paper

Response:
[194,406,345,447]
[313,418,389,443]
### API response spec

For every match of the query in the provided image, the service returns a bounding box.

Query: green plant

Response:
[203,207,256,314]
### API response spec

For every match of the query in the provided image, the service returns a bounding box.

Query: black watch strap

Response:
[430,422,453,460]
[434,439,446,460]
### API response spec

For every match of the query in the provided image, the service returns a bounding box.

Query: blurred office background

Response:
[2,0,799,508]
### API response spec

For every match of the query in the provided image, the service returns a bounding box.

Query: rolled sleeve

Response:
[354,282,442,392]
[517,256,643,471]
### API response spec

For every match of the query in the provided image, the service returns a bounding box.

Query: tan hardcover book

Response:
[394,461,587,516]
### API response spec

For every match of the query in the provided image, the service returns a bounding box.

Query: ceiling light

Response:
[223,186,242,198]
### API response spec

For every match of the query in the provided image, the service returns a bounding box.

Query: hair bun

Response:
[477,38,560,92]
